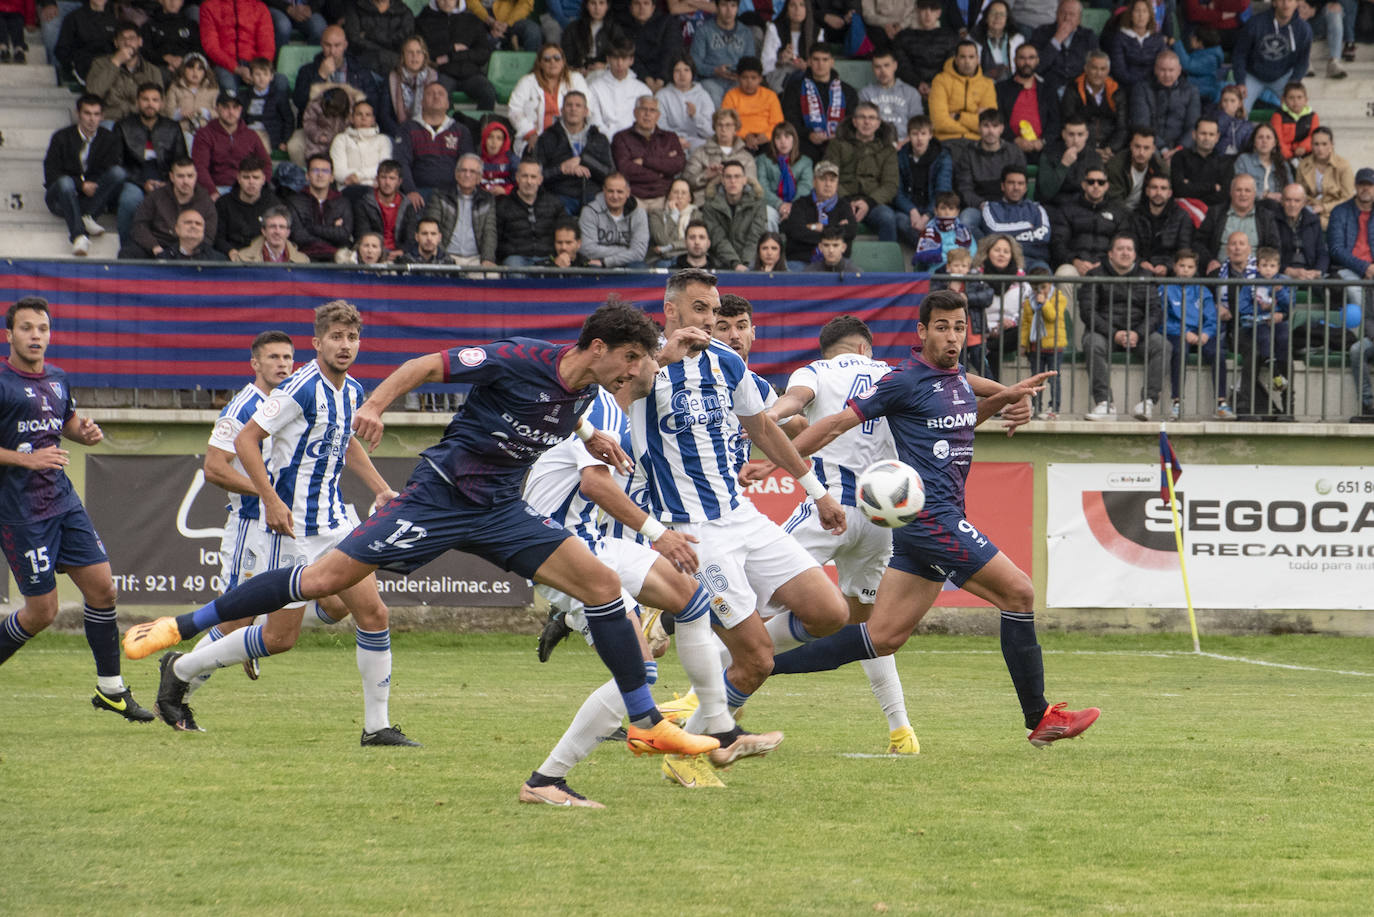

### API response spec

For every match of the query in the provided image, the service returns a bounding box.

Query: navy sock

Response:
[1000,611,1048,729]
[582,597,659,726]
[770,623,876,675]
[83,604,121,677]
[175,567,303,638]
[0,613,34,666]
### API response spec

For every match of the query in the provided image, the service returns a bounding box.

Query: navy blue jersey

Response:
[0,362,81,524]
[419,338,597,504]
[847,353,976,515]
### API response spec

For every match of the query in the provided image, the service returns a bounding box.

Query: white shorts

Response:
[671,502,820,629]
[774,501,892,606]
[536,535,658,645]
[218,513,267,589]
[243,508,360,608]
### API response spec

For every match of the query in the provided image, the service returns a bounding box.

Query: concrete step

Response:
[0,125,67,151]
[0,104,74,136]
[0,222,120,258]
[0,63,64,90]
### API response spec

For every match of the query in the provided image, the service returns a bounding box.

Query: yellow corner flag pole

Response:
[1161,424,1200,653]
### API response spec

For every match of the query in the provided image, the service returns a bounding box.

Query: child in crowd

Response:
[1211,85,1255,156]
[243,57,293,154]
[1236,246,1294,415]
[479,121,516,195]
[912,191,972,267]
[1271,81,1318,163]
[804,224,856,272]
[722,56,784,153]
[1174,28,1224,103]
[294,85,357,166]
[931,246,986,372]
[1162,249,1235,420]
[164,52,218,147]
[1019,267,1068,419]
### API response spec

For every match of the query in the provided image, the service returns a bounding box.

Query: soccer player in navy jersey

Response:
[124,301,720,758]
[759,290,1102,747]
[0,297,155,721]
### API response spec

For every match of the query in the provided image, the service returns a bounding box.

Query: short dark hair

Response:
[819,314,872,353]
[1173,248,1197,264]
[717,294,752,319]
[906,114,932,133]
[1109,232,1137,250]
[115,23,139,37]
[608,40,636,58]
[577,300,659,353]
[819,224,846,242]
[170,156,195,171]
[238,155,268,174]
[1194,116,1218,132]
[1062,114,1088,130]
[249,57,274,71]
[685,218,710,235]
[721,160,746,175]
[1001,164,1027,182]
[1130,125,1155,143]
[916,0,942,10]
[920,289,968,326]
[136,81,163,97]
[307,153,332,170]
[377,159,401,177]
[6,297,49,329]
[553,217,580,238]
[736,55,763,75]
[1312,126,1333,142]
[251,329,294,356]
[978,108,1003,126]
[934,191,960,210]
[76,93,103,111]
[665,267,718,298]
[415,216,441,232]
[1282,81,1305,97]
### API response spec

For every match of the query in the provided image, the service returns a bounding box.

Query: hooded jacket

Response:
[980,197,1051,265]
[214,185,282,252]
[478,121,515,196]
[1271,104,1318,161]
[302,83,365,161]
[928,57,997,142]
[1233,10,1311,86]
[826,117,899,208]
[577,192,649,266]
[142,6,201,69]
[197,0,274,74]
[1161,283,1217,339]
[682,137,759,203]
[698,182,767,269]
[891,25,960,89]
[331,123,394,188]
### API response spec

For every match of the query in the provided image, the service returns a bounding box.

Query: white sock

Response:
[765,612,810,653]
[173,626,263,681]
[861,655,911,731]
[675,615,733,735]
[355,628,391,734]
[536,679,624,778]
[96,675,126,693]
[183,626,224,697]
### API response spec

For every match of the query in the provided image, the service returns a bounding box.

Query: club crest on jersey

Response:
[49,382,63,398]
[458,347,486,366]
[261,397,282,419]
[933,440,950,459]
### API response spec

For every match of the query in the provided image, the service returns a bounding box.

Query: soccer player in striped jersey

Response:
[126,301,719,760]
[0,297,155,721]
[631,269,852,769]
[150,302,415,746]
[761,290,1101,747]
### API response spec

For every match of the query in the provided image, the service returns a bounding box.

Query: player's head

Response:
[250,329,295,389]
[663,268,720,348]
[5,297,52,371]
[714,294,755,360]
[576,297,659,392]
[918,289,968,370]
[818,314,873,357]
[313,300,362,374]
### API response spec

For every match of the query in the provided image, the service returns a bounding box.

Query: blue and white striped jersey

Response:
[787,354,896,507]
[523,388,630,547]
[207,381,268,521]
[252,360,363,537]
[631,338,768,524]
[723,370,777,476]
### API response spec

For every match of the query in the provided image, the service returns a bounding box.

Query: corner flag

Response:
[1158,426,1198,652]
[1159,430,1182,502]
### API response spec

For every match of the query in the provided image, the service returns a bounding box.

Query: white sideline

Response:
[899,647,1374,678]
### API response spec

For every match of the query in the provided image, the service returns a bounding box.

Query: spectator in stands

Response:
[699,159,766,269]
[562,0,625,76]
[723,57,785,154]
[534,90,613,213]
[589,41,653,136]
[414,5,497,112]
[1051,164,1131,284]
[914,191,974,267]
[1234,246,1294,416]
[683,107,756,202]
[1130,50,1199,159]
[489,159,565,264]
[753,230,787,270]
[536,217,592,267]
[241,57,293,155]
[352,159,417,259]
[693,0,755,107]
[121,156,216,258]
[894,114,951,244]
[1106,127,1166,211]
[928,41,996,143]
[648,177,695,264]
[970,0,1024,84]
[478,121,517,196]
[289,84,361,167]
[422,152,496,265]
[761,0,818,93]
[612,95,684,208]
[331,101,392,197]
[806,223,856,272]
[143,0,201,79]
[288,155,355,261]
[291,26,388,130]
[114,83,187,242]
[1274,181,1327,282]
[217,154,280,254]
[757,120,813,231]
[394,81,474,205]
[891,0,959,96]
[859,50,922,143]
[996,43,1057,167]
[233,204,310,261]
[674,219,723,268]
[1233,123,1291,202]
[1011,0,1058,32]
[860,0,919,55]
[1060,50,1127,162]
[627,0,681,91]
[980,164,1050,269]
[781,159,855,268]
[55,0,115,84]
[163,53,218,145]
[827,102,899,242]
[1107,0,1166,87]
[156,208,227,260]
[1181,0,1247,53]
[1160,249,1233,419]
[1271,81,1318,163]
[656,54,715,151]
[1194,173,1280,273]
[1029,0,1098,95]
[1296,127,1353,231]
[1171,117,1233,209]
[1134,173,1191,275]
[344,0,414,76]
[578,172,648,266]
[1210,84,1255,157]
[87,25,164,124]
[399,216,456,263]
[198,0,275,94]
[1328,168,1374,324]
[468,0,542,53]
[971,233,1030,380]
[1080,232,1163,420]
[1173,26,1224,104]
[782,44,856,160]
[953,108,1026,225]
[509,43,591,154]
[340,231,388,265]
[44,94,125,256]
[268,0,327,49]
[1305,0,1356,82]
[1232,0,1312,112]
[1209,230,1255,338]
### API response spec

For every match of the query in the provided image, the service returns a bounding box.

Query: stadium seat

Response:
[1250,107,1277,123]
[833,59,874,91]
[850,240,907,273]
[402,0,426,14]
[277,44,320,90]
[1081,7,1112,33]
[488,51,536,104]
[450,90,473,106]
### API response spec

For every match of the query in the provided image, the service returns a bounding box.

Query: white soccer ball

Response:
[856,460,926,528]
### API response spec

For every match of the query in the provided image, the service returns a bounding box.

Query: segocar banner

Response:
[1046,463,1372,609]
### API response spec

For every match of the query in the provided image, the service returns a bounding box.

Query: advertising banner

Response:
[1046,464,1371,609]
[85,454,532,607]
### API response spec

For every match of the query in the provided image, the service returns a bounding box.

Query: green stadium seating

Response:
[277,44,320,90]
[488,50,536,104]
[450,90,473,106]
[832,59,874,91]
[403,0,427,14]
[1081,7,1112,34]
[850,240,907,273]
[1250,107,1276,123]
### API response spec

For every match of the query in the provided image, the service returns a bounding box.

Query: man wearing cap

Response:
[192,92,272,199]
[1331,167,1374,420]
[779,159,857,268]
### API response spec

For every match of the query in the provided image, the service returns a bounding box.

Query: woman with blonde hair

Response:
[389,35,442,124]
[508,42,590,154]
[971,232,1030,382]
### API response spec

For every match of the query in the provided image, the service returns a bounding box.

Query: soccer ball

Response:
[857,460,926,528]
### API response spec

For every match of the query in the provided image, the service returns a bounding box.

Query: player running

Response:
[757,290,1101,747]
[125,301,718,759]
[0,297,154,721]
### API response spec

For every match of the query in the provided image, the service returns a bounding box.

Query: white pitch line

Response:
[1193,651,1374,678]
[898,648,1374,678]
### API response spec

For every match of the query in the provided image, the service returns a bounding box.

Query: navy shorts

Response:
[337,463,573,579]
[0,505,108,597]
[889,508,999,587]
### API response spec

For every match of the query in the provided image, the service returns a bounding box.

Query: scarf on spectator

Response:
[810,190,838,261]
[801,76,844,138]
[1216,253,1257,315]
[776,154,796,202]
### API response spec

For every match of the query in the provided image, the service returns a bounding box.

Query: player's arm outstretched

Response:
[235,419,293,535]
[738,404,863,489]
[352,353,446,450]
[577,465,701,573]
[739,409,848,535]
[966,372,1038,435]
[767,384,815,426]
[974,372,1055,427]
[344,437,399,511]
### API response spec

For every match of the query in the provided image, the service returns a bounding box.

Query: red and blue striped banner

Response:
[0,261,929,389]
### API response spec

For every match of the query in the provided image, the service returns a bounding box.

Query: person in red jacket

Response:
[192,92,273,198]
[199,0,275,93]
[1270,81,1318,163]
